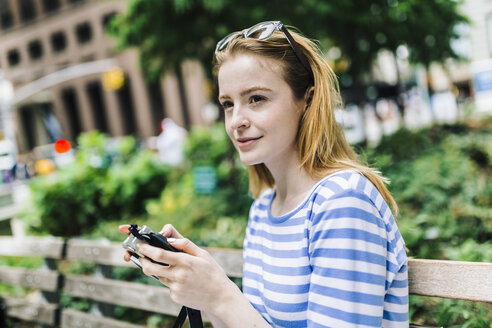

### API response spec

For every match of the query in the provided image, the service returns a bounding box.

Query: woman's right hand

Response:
[118,223,184,262]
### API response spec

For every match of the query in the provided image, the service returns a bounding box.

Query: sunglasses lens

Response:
[246,22,277,40]
[216,32,240,52]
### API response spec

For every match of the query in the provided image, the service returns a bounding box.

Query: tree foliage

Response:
[108,0,468,82]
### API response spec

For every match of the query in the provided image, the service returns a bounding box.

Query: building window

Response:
[28,40,43,60]
[0,0,13,30]
[0,11,13,30]
[75,22,92,44]
[51,31,67,52]
[86,81,109,133]
[7,49,21,67]
[19,105,37,150]
[116,76,137,135]
[42,0,60,13]
[102,12,117,29]
[19,0,36,23]
[61,88,83,140]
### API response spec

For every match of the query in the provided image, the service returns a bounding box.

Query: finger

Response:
[118,224,131,235]
[138,244,179,266]
[159,224,184,239]
[140,257,175,280]
[166,238,204,257]
[123,250,131,262]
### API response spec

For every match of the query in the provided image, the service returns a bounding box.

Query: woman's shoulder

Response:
[311,169,390,217]
[315,169,374,198]
[313,169,399,229]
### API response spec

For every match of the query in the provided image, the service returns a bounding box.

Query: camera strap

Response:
[173,306,203,328]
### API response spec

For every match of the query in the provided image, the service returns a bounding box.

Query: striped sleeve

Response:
[307,188,399,328]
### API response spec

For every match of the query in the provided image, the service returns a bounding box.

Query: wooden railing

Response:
[0,236,491,327]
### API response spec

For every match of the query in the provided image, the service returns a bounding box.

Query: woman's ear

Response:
[304,86,314,110]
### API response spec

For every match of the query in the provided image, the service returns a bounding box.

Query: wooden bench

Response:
[0,236,491,327]
[0,187,24,237]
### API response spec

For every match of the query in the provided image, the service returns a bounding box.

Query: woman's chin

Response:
[239,155,263,166]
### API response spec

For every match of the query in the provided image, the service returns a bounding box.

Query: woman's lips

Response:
[236,136,262,149]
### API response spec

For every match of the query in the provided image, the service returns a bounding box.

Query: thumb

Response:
[168,238,203,257]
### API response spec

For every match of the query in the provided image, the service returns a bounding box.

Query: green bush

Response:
[372,127,492,260]
[100,150,171,221]
[361,123,492,326]
[23,131,170,237]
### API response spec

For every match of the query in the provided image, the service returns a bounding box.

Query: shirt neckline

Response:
[267,169,353,223]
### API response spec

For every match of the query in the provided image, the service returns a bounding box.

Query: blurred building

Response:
[369,0,492,115]
[0,0,207,153]
[427,0,492,111]
[458,0,492,113]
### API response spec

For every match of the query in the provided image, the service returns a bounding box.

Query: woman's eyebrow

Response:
[240,86,272,97]
[218,86,272,102]
[218,94,230,102]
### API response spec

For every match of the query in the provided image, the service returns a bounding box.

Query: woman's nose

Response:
[230,109,250,130]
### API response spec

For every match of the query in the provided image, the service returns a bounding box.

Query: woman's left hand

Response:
[118,225,234,314]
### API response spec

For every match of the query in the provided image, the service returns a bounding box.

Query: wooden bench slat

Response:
[61,309,145,328]
[4,297,58,325]
[65,239,134,267]
[63,275,182,315]
[207,247,243,278]
[66,239,244,277]
[0,205,20,221]
[0,267,60,291]
[408,258,492,302]
[0,236,65,258]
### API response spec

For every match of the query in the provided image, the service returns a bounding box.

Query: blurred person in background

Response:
[0,132,16,184]
[120,21,408,327]
[156,118,187,166]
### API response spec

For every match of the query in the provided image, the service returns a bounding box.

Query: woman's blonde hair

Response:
[213,26,398,214]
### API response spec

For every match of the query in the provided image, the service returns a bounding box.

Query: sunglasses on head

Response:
[215,21,314,83]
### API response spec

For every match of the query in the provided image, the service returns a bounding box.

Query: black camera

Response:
[122,224,182,272]
[122,224,203,327]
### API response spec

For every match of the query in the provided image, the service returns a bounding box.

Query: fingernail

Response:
[167,238,176,244]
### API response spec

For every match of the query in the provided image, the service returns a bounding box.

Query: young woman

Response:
[119,21,408,327]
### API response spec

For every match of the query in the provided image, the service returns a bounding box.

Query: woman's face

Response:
[218,54,306,168]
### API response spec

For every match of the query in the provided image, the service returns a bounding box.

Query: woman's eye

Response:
[221,101,233,110]
[250,95,265,105]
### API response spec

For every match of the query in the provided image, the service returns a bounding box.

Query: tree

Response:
[108,0,468,96]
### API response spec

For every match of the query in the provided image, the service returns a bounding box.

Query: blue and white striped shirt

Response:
[242,170,408,327]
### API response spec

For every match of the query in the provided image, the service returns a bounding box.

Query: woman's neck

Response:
[267,156,321,217]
